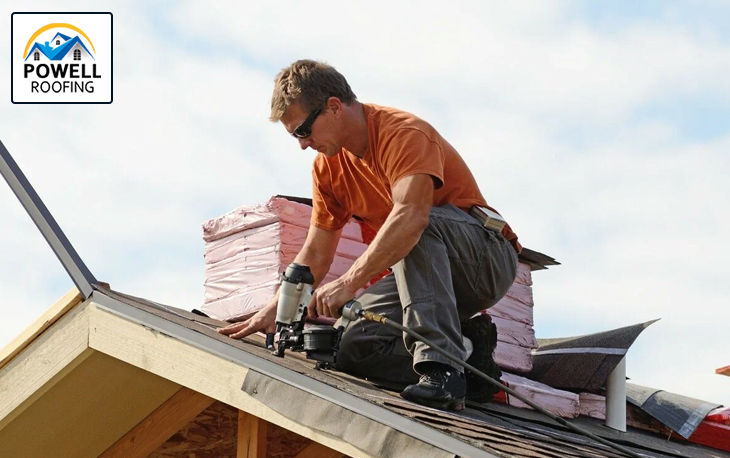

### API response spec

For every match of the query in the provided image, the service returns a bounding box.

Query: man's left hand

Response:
[309,278,358,319]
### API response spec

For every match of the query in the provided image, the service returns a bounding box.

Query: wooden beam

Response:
[0,288,82,371]
[294,441,346,458]
[238,410,267,458]
[99,387,214,458]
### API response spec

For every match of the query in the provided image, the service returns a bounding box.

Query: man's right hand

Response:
[217,302,277,340]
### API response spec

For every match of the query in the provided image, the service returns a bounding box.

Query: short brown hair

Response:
[270,60,357,122]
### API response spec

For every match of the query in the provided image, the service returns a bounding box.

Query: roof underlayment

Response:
[627,384,722,439]
[529,321,658,392]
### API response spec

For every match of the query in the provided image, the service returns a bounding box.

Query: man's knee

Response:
[335,325,375,374]
[336,325,420,385]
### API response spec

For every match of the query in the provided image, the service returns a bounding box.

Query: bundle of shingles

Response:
[201,196,377,322]
[483,264,537,374]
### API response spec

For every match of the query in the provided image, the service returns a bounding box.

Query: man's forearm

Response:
[293,246,334,288]
[341,204,428,290]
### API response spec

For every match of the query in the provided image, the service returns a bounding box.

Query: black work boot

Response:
[461,314,502,403]
[400,362,466,411]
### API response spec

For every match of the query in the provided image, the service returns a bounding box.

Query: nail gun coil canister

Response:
[302,326,339,351]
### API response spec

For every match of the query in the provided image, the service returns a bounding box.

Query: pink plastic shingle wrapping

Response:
[502,372,580,418]
[491,316,537,349]
[201,196,537,373]
[202,197,363,244]
[579,392,607,420]
[482,262,535,373]
[201,197,368,321]
[494,340,534,373]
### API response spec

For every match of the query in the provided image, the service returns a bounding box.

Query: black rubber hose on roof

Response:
[356,309,646,458]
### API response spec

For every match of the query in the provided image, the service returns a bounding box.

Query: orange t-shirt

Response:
[311,103,521,252]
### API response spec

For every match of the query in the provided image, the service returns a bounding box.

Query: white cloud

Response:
[169,0,730,122]
[1,0,729,412]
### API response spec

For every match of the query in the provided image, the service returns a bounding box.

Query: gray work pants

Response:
[335,204,518,385]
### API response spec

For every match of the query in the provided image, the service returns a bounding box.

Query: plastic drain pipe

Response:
[606,356,627,432]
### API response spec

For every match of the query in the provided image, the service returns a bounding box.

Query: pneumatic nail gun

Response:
[268,263,359,367]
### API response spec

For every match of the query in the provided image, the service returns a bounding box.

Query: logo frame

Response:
[11,11,113,104]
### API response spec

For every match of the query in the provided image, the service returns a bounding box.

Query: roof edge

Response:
[0,287,82,371]
[90,290,500,458]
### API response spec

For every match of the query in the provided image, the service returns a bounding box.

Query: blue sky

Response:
[1,0,729,409]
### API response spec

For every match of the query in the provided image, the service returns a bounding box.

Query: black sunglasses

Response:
[291,107,323,139]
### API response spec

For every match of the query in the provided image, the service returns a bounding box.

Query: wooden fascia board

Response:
[0,298,92,432]
[0,288,82,371]
[87,303,378,458]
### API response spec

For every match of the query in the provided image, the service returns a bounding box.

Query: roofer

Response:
[220,59,521,411]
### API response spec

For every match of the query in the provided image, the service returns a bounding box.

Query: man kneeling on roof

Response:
[220,60,521,411]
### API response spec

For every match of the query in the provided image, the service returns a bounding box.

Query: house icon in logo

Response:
[24,31,95,62]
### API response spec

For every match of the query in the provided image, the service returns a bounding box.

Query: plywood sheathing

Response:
[268,418,317,457]
[150,401,239,458]
[149,401,343,458]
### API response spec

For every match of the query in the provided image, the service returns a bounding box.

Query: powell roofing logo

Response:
[23,24,100,93]
[12,13,113,104]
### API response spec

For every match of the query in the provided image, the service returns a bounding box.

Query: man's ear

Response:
[326,96,343,117]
